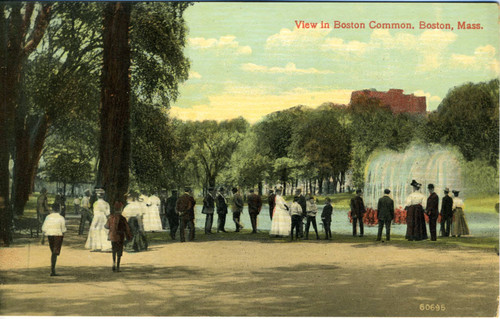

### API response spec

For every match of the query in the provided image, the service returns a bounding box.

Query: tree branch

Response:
[22,3,52,57]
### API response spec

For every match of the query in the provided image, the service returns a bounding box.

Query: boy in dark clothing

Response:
[105,201,133,272]
[321,198,333,240]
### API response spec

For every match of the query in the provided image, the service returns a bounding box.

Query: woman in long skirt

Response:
[85,189,112,251]
[404,180,428,241]
[450,190,470,237]
[269,188,291,237]
[142,194,163,232]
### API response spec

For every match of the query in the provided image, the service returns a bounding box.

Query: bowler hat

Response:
[444,187,450,193]
[428,183,434,189]
[384,189,390,194]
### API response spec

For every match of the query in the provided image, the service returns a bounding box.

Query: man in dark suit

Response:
[296,188,307,238]
[268,190,275,220]
[350,189,366,237]
[376,189,394,241]
[231,187,244,232]
[216,187,228,233]
[176,187,196,242]
[440,187,453,237]
[165,190,179,240]
[203,187,216,234]
[426,184,439,241]
[247,189,262,233]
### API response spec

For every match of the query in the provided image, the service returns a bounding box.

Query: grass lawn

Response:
[464,194,499,213]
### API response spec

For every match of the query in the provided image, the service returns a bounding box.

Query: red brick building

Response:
[350,89,426,114]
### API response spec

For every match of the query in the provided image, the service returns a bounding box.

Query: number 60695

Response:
[419,304,446,311]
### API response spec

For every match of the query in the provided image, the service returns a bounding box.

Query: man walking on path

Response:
[247,189,262,233]
[41,203,67,276]
[426,184,439,241]
[376,189,394,241]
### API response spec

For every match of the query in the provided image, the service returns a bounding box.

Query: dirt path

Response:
[0,225,498,317]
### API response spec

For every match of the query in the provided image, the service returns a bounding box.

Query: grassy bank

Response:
[464,194,499,214]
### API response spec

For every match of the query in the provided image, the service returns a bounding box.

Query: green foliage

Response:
[253,106,308,186]
[428,79,499,166]
[130,101,174,192]
[131,2,191,104]
[462,159,499,196]
[347,95,426,187]
[219,129,271,189]
[291,109,351,185]
[180,118,248,190]
[45,152,93,186]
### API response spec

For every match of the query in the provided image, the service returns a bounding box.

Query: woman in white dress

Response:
[85,190,112,251]
[269,188,291,237]
[142,194,163,232]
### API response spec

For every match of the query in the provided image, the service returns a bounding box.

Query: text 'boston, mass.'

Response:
[295,20,483,30]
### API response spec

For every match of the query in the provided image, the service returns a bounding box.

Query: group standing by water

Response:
[38,180,471,275]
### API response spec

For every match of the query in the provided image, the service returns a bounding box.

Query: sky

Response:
[170,2,499,123]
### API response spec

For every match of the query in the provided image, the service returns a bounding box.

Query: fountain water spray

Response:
[363,144,463,209]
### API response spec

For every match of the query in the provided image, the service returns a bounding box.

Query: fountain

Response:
[363,144,464,209]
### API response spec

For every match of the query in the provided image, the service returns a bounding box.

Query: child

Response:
[321,198,333,240]
[305,194,319,240]
[290,196,302,240]
[41,203,67,276]
[105,201,133,272]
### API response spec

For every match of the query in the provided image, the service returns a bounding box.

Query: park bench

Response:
[12,216,40,238]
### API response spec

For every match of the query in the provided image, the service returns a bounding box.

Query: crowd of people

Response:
[37,179,471,275]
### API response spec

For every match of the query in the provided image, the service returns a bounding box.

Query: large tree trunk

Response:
[0,3,51,245]
[12,113,49,216]
[97,2,132,210]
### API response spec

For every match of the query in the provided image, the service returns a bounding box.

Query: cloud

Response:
[188,71,202,79]
[450,45,499,73]
[415,30,458,72]
[265,27,458,70]
[241,62,334,74]
[188,35,252,55]
[171,87,352,123]
[413,90,442,111]
[266,27,331,48]
[321,38,369,55]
